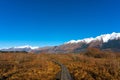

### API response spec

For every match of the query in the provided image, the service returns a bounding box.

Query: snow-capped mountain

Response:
[1,32,120,53]
[1,45,39,52]
[66,32,120,44]
[36,32,120,53]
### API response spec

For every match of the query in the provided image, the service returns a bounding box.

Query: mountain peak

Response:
[66,32,120,44]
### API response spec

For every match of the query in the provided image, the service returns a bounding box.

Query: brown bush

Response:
[0,53,60,80]
[0,52,120,80]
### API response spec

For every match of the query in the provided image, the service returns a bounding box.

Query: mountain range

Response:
[0,45,39,52]
[1,32,120,53]
[34,32,120,53]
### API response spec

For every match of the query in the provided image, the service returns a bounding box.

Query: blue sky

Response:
[0,0,120,48]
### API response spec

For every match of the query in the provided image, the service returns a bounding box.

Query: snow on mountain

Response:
[0,45,39,52]
[14,45,39,49]
[66,32,120,44]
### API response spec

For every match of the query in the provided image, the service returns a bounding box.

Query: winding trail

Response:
[52,60,74,80]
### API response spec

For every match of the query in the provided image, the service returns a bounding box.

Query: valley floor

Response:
[0,50,120,80]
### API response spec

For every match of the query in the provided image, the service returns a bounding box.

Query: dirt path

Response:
[52,60,74,80]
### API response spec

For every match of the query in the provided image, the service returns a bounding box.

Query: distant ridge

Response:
[1,32,120,53]
[35,32,120,53]
[0,45,39,52]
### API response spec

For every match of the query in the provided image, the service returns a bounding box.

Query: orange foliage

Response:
[0,51,120,80]
[0,53,60,80]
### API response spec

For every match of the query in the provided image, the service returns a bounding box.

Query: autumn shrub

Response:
[0,52,119,80]
[83,48,116,58]
[0,53,60,80]
[49,53,120,80]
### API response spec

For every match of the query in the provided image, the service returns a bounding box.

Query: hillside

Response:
[33,32,120,53]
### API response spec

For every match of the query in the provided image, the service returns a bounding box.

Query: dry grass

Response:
[0,50,120,80]
[0,53,60,80]
[48,50,120,80]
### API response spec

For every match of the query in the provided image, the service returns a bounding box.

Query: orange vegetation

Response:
[0,49,120,80]
[0,53,60,80]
